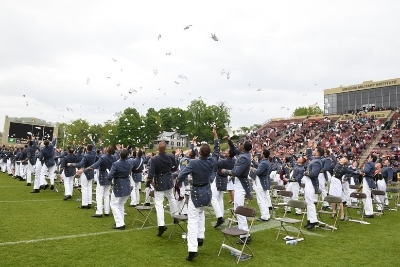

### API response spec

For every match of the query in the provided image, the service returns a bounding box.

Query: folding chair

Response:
[317,196,342,231]
[349,184,361,203]
[169,196,189,242]
[371,190,385,216]
[218,206,256,263]
[272,190,293,218]
[274,200,307,243]
[386,185,400,211]
[132,191,156,228]
[346,192,369,224]
[227,193,254,224]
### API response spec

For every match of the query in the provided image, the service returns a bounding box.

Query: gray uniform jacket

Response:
[178,139,220,208]
[148,152,176,191]
[108,158,133,197]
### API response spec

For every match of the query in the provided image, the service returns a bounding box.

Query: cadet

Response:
[360,155,377,218]
[39,139,57,190]
[252,149,272,221]
[88,146,117,217]
[59,147,78,200]
[70,137,96,209]
[177,126,219,261]
[211,148,235,228]
[304,143,324,229]
[107,149,134,229]
[222,138,253,244]
[146,142,179,237]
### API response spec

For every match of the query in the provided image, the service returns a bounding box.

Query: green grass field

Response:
[0,172,398,267]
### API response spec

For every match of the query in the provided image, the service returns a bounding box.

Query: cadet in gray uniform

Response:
[107,149,134,229]
[222,138,253,244]
[177,126,219,261]
[147,142,179,237]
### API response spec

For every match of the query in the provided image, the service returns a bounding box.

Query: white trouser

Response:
[64,175,74,196]
[210,181,224,218]
[342,180,350,203]
[234,178,249,238]
[40,164,55,185]
[130,182,141,205]
[285,182,301,214]
[96,184,111,215]
[154,188,179,226]
[1,161,6,172]
[80,173,93,206]
[20,164,28,180]
[318,173,328,207]
[187,198,206,252]
[376,180,387,211]
[304,176,318,223]
[34,160,42,189]
[362,178,373,216]
[26,162,33,183]
[7,160,12,175]
[144,187,152,204]
[94,169,99,183]
[110,193,129,227]
[253,177,271,220]
[349,177,357,202]
[15,163,20,177]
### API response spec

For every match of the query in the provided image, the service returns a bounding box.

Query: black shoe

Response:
[26,183,31,186]
[92,214,102,218]
[237,236,252,244]
[43,184,49,190]
[87,204,92,209]
[285,210,292,213]
[79,205,89,209]
[304,220,310,228]
[306,222,317,230]
[364,214,374,218]
[268,207,273,210]
[186,252,199,261]
[157,226,167,236]
[144,203,150,206]
[50,185,54,190]
[104,214,110,216]
[214,217,225,228]
[322,206,329,211]
[174,218,179,224]
[113,225,125,230]
[256,217,270,222]
[19,177,25,181]
[197,238,204,246]
[30,189,40,193]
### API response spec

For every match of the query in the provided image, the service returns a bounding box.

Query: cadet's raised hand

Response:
[212,125,218,139]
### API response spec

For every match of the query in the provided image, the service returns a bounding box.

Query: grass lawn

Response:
[0,172,398,267]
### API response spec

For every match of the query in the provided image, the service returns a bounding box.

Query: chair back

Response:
[279,190,293,198]
[288,200,307,209]
[235,206,256,218]
[324,195,342,203]
[371,190,385,196]
[273,185,285,191]
[349,184,360,190]
[350,192,366,199]
[386,187,400,193]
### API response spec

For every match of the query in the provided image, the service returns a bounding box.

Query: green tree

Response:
[292,106,323,117]
[186,99,231,142]
[114,107,143,147]
[143,108,163,147]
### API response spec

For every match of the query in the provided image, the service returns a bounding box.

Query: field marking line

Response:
[0,199,61,203]
[0,223,173,247]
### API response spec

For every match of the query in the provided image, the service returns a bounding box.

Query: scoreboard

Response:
[7,122,54,144]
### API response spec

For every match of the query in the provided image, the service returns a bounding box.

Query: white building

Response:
[154,131,189,149]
